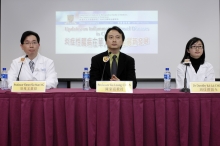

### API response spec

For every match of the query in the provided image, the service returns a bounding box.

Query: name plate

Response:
[11,81,46,92]
[96,81,133,93]
[190,82,220,93]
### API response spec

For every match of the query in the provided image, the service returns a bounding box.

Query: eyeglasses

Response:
[190,46,203,50]
[23,42,38,45]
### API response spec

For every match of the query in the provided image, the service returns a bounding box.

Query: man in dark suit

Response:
[89,26,137,89]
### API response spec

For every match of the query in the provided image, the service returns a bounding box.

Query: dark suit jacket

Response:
[89,51,137,89]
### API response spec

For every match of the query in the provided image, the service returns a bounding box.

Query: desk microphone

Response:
[101,52,111,81]
[17,55,28,81]
[180,59,190,92]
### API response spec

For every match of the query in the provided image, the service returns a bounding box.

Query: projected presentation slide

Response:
[56,11,158,54]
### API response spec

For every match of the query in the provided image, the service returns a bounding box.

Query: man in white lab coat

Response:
[8,31,58,89]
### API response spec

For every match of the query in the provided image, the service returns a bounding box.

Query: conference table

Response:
[0,88,220,146]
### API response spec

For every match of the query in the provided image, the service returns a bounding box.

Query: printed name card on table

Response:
[190,82,220,93]
[11,81,46,92]
[96,81,133,93]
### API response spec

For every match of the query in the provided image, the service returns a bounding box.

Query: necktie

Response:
[29,61,34,73]
[111,55,117,76]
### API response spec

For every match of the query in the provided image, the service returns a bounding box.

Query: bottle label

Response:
[1,74,8,79]
[83,74,90,79]
[164,74,170,80]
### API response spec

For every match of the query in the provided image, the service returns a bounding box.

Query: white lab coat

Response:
[176,61,215,89]
[8,53,58,89]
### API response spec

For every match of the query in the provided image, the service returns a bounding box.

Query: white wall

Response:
[1,0,219,79]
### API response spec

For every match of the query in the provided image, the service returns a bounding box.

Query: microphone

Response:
[180,58,191,92]
[101,52,111,81]
[17,55,28,81]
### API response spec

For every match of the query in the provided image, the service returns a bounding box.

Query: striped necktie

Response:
[29,61,34,73]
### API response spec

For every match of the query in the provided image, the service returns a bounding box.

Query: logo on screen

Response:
[67,15,74,23]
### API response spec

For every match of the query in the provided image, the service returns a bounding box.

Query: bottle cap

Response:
[3,68,6,71]
[165,68,169,71]
[84,67,88,70]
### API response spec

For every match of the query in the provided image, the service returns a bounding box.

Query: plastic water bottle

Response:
[164,68,171,91]
[83,67,90,90]
[1,68,8,90]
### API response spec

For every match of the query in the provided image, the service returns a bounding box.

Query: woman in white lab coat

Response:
[176,37,215,89]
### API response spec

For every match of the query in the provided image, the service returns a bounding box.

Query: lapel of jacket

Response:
[117,52,126,77]
[103,51,111,78]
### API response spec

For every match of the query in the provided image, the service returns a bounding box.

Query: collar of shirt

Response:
[108,51,120,62]
[26,53,39,65]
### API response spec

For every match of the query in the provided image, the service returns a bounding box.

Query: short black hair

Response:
[181,37,205,64]
[104,26,125,49]
[20,31,40,44]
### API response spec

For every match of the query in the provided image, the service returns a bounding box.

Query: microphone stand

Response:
[17,55,28,81]
[180,64,190,92]
[101,52,111,81]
